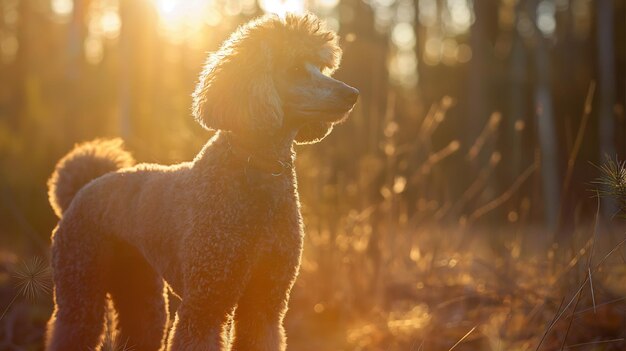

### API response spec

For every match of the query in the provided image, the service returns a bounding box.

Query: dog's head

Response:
[192,13,358,144]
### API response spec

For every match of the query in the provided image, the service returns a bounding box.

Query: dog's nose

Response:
[340,85,360,105]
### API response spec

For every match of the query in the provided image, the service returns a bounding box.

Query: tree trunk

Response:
[529,0,561,230]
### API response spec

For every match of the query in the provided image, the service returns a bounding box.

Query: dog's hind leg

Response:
[45,223,108,351]
[107,240,169,351]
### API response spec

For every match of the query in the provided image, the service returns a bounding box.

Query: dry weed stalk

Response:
[0,256,52,322]
[593,157,626,217]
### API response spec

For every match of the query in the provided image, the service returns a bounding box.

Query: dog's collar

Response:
[226,137,293,177]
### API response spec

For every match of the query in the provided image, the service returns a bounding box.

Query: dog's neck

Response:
[226,129,297,162]
[227,129,298,176]
[194,129,298,176]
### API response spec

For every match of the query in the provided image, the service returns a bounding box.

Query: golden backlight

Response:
[258,0,305,17]
[154,0,214,43]
[153,0,305,43]
[2,0,623,350]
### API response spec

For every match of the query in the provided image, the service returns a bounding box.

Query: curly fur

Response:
[192,13,342,143]
[47,138,135,217]
[45,13,355,351]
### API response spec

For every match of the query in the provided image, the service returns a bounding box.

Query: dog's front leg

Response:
[231,246,300,351]
[167,303,233,351]
[167,233,257,351]
[231,285,291,351]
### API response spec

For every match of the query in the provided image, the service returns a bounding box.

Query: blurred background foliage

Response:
[0,0,625,350]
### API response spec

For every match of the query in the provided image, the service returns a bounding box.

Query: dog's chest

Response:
[200,169,303,243]
[251,179,303,248]
[260,192,303,242]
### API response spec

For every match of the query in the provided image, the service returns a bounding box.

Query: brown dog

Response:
[46,13,358,351]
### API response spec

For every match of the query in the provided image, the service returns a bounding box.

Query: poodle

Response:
[45,13,358,351]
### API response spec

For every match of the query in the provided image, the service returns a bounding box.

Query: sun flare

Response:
[154,0,215,43]
[153,0,306,37]
[258,0,306,17]
[151,0,308,42]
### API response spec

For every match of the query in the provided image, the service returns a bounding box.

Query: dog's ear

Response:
[192,43,282,135]
[294,122,334,144]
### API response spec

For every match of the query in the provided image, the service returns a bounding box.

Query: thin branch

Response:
[448,325,477,351]
[536,297,565,351]
[468,163,536,222]
[558,81,595,216]
[565,338,625,349]
[571,296,626,316]
[587,268,596,313]
[0,294,18,322]
[586,191,601,313]
[559,292,582,350]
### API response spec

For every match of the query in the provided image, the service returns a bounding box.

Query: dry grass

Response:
[285,221,626,351]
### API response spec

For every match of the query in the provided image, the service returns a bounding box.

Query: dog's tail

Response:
[47,138,135,218]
